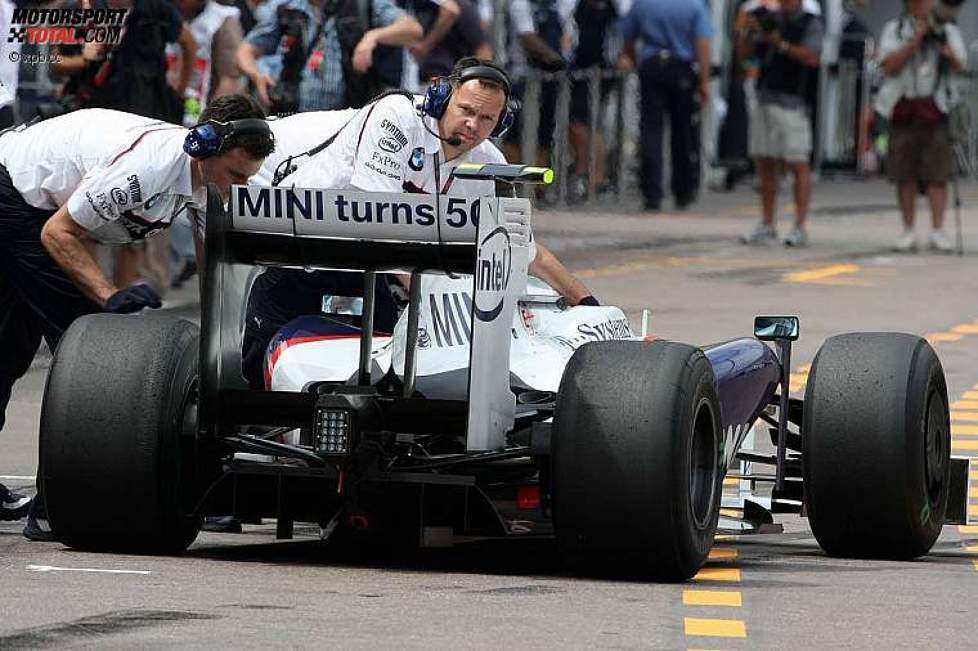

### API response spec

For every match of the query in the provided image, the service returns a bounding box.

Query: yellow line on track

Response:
[970,487,978,498]
[927,332,964,343]
[952,424,978,435]
[952,440,978,451]
[963,391,978,399]
[683,590,743,607]
[708,548,739,561]
[684,618,747,639]
[952,324,978,335]
[959,525,978,534]
[694,567,742,582]
[966,545,978,553]
[973,560,978,571]
[970,504,978,517]
[723,477,738,487]
[951,412,978,422]
[953,401,978,410]
[782,263,861,285]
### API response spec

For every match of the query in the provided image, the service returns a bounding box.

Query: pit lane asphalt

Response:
[2,179,977,648]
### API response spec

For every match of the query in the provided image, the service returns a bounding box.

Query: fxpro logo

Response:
[473,226,511,323]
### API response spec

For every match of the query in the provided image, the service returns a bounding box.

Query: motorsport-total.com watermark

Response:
[8,7,128,47]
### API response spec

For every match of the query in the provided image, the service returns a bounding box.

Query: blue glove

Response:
[105,283,163,313]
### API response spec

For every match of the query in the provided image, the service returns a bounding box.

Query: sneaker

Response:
[740,222,777,245]
[929,229,954,253]
[894,229,918,253]
[0,482,31,521]
[202,516,243,533]
[22,498,59,542]
[784,226,809,248]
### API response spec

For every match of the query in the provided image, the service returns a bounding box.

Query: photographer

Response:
[876,0,967,253]
[737,0,821,247]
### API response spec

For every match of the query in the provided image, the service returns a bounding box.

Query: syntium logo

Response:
[473,226,511,323]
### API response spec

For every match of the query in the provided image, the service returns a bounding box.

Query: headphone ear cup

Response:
[183,123,222,159]
[492,100,518,138]
[423,77,453,119]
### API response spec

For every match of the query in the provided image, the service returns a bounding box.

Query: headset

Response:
[183,118,273,159]
[420,64,517,139]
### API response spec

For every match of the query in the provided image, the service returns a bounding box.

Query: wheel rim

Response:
[923,386,948,510]
[689,398,719,529]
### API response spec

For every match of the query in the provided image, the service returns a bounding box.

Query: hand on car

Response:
[105,283,163,314]
[353,34,377,74]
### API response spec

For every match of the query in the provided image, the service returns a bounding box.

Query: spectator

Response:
[0,0,20,129]
[235,0,422,113]
[737,0,821,247]
[168,0,245,126]
[409,0,491,81]
[502,0,571,167]
[567,0,619,201]
[875,0,966,253]
[618,0,711,212]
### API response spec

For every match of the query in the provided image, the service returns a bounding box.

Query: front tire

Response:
[40,313,203,553]
[803,333,950,559]
[553,340,723,580]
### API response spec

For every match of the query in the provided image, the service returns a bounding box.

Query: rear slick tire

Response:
[40,313,203,553]
[553,340,722,580]
[803,333,950,559]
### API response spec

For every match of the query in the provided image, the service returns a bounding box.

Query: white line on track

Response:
[0,475,35,481]
[27,565,151,575]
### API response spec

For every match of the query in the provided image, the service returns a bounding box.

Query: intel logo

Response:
[473,226,511,322]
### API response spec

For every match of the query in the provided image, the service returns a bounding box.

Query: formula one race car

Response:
[39,165,974,580]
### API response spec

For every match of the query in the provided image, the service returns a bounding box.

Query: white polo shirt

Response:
[253,109,358,186]
[0,109,203,244]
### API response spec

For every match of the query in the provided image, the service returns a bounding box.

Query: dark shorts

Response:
[888,121,952,183]
[570,77,616,124]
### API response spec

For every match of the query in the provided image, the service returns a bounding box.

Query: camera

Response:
[752,7,781,33]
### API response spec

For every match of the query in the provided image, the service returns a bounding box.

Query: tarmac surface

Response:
[2,178,977,648]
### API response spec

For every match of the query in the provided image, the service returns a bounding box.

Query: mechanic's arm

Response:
[519,32,564,69]
[695,36,711,102]
[771,32,819,69]
[210,18,245,99]
[175,24,198,96]
[353,14,424,73]
[528,243,593,306]
[409,0,460,61]
[40,206,116,306]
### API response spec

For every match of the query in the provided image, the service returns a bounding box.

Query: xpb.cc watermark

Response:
[7,7,128,46]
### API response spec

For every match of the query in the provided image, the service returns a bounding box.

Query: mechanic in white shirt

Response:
[241,57,595,389]
[0,95,274,491]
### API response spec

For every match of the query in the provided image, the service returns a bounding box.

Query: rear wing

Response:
[198,183,533,451]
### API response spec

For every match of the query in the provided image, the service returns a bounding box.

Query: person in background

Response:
[567,0,619,202]
[737,0,822,247]
[235,0,422,113]
[875,0,966,253]
[502,0,571,171]
[618,0,711,212]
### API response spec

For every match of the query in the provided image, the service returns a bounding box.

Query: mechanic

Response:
[241,57,597,390]
[0,94,275,536]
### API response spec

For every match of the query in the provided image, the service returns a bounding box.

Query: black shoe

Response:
[170,259,198,289]
[202,516,243,533]
[0,483,31,521]
[675,195,696,210]
[643,200,661,212]
[22,497,59,542]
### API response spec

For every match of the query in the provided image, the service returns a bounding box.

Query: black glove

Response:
[105,283,163,314]
[577,295,600,307]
